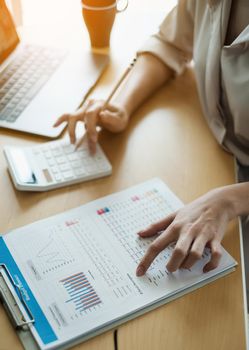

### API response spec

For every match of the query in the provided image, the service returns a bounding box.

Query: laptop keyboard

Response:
[0,44,66,123]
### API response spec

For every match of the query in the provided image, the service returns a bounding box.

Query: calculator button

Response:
[33,149,40,156]
[52,148,63,157]
[81,159,90,167]
[43,150,52,159]
[56,156,67,164]
[59,163,70,172]
[98,161,108,170]
[68,153,78,162]
[71,160,82,169]
[54,173,63,182]
[77,149,88,157]
[62,170,74,180]
[47,158,56,166]
[74,168,87,176]
[86,164,98,172]
[50,166,59,174]
[63,144,75,154]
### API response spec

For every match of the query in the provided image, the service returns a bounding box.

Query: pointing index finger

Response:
[136,229,175,276]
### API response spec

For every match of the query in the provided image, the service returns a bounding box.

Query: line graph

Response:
[36,234,69,264]
[30,223,78,276]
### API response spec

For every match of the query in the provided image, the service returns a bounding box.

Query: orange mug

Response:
[82,0,128,48]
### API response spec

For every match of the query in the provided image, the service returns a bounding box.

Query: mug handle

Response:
[117,0,129,13]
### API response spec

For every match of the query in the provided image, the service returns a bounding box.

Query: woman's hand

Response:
[136,187,236,276]
[53,99,129,154]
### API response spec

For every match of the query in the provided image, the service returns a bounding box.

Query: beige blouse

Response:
[138,0,249,166]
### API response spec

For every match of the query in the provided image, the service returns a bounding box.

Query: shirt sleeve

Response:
[137,0,195,75]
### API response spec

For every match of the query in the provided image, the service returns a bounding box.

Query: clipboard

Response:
[0,178,238,350]
[0,264,39,350]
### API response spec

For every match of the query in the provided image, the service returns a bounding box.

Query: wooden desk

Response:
[0,1,246,349]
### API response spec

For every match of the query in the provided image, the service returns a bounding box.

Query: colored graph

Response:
[60,272,101,313]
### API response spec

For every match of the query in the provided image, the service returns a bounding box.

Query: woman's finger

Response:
[53,114,70,127]
[85,109,100,148]
[67,102,91,144]
[203,240,222,272]
[72,100,96,149]
[100,113,123,132]
[87,133,98,155]
[180,234,207,269]
[99,111,118,125]
[136,224,178,276]
[68,118,77,144]
[166,232,194,272]
[101,103,120,113]
[137,213,176,238]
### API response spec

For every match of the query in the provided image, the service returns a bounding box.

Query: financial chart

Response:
[60,272,102,313]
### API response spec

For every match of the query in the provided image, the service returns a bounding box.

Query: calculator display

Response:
[9,148,37,184]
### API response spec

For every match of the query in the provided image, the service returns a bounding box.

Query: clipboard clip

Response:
[0,263,35,330]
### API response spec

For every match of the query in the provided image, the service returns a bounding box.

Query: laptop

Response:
[0,0,109,138]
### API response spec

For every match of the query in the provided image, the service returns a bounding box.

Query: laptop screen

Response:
[0,0,19,65]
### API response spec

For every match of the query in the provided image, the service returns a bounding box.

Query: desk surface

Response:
[0,1,246,349]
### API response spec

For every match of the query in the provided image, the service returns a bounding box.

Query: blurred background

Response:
[6,0,177,51]
[4,0,177,102]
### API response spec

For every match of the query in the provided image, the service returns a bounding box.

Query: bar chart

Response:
[60,272,102,313]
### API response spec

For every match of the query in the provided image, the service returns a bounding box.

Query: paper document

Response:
[0,178,236,350]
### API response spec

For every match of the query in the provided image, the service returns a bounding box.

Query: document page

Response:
[1,179,236,350]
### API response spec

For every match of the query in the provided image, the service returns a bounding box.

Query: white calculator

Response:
[3,138,112,191]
